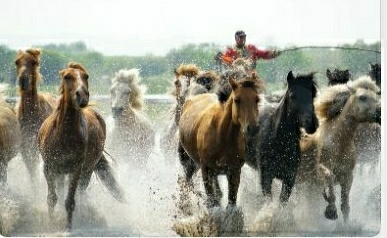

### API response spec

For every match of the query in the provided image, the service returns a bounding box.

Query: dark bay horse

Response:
[246,71,319,205]
[178,73,264,208]
[38,62,125,230]
[15,49,57,186]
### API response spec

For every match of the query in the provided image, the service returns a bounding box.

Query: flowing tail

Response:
[94,154,127,203]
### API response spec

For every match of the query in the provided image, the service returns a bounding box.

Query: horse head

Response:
[348,77,381,124]
[188,71,220,95]
[286,71,319,134]
[59,62,89,108]
[110,69,144,118]
[326,68,351,86]
[15,48,41,91]
[229,72,263,133]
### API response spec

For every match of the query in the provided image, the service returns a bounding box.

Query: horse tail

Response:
[94,154,127,204]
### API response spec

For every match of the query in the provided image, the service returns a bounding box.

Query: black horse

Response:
[369,63,381,90]
[246,71,319,205]
[326,68,351,86]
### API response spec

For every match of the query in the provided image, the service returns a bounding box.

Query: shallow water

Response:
[1,127,382,237]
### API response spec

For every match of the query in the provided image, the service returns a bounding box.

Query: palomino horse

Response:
[245,71,319,205]
[326,68,351,86]
[298,76,380,222]
[15,49,57,186]
[178,73,264,208]
[38,62,125,230]
[0,84,21,188]
[108,68,155,167]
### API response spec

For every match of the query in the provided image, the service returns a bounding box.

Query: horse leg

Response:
[202,166,219,208]
[340,172,353,223]
[44,163,57,221]
[279,174,296,206]
[316,163,338,220]
[213,176,222,206]
[178,142,196,182]
[226,166,242,208]
[56,174,65,203]
[21,145,40,189]
[260,166,274,202]
[65,165,82,230]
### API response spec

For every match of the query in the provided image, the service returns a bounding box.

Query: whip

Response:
[278,46,381,54]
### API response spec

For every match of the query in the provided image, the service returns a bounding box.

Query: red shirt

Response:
[222,44,275,65]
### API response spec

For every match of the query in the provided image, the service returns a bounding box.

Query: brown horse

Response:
[38,62,125,230]
[161,65,219,159]
[178,73,264,208]
[0,84,21,188]
[15,48,57,186]
[298,76,380,222]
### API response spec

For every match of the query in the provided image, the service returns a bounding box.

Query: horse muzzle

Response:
[76,90,89,108]
[18,76,30,90]
[112,107,124,118]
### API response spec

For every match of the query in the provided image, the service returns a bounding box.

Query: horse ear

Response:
[287,71,294,83]
[326,69,332,78]
[59,69,66,79]
[228,77,237,90]
[27,48,41,58]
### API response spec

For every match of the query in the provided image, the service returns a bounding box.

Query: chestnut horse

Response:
[298,76,380,222]
[0,84,21,188]
[245,71,319,206]
[178,73,263,208]
[161,65,219,159]
[38,62,125,230]
[15,49,57,186]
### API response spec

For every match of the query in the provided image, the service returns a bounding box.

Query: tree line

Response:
[0,40,381,95]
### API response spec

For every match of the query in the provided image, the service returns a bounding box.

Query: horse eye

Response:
[234,98,240,104]
[359,95,367,102]
[64,75,72,81]
[84,74,89,80]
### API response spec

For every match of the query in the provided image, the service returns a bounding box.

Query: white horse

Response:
[107,69,155,168]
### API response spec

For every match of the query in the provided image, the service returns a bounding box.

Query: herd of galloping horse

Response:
[0,48,381,232]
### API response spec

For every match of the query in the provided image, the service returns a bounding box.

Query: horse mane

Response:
[217,69,249,102]
[217,72,264,103]
[68,62,87,72]
[187,71,220,96]
[175,64,200,78]
[291,72,318,98]
[315,76,378,121]
[231,58,253,71]
[59,62,88,96]
[326,68,351,86]
[112,68,145,110]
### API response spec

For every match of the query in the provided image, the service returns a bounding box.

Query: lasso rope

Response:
[279,46,381,54]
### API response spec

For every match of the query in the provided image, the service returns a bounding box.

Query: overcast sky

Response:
[0,0,381,56]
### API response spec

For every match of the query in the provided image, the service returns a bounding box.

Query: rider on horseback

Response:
[216,30,280,72]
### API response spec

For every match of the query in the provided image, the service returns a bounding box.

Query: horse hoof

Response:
[325,205,338,220]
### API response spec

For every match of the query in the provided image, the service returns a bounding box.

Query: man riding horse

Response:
[215,30,280,73]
